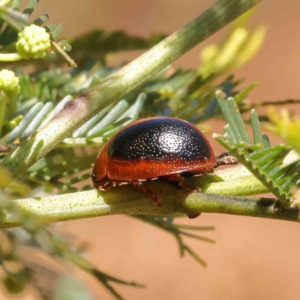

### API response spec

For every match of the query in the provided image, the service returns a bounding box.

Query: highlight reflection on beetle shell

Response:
[92,117,216,182]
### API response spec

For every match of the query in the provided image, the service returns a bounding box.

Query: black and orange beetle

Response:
[92,117,237,203]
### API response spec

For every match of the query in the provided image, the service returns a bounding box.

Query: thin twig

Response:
[0,167,299,228]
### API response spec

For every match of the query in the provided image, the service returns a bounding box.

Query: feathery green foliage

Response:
[2,0,300,299]
[215,92,300,207]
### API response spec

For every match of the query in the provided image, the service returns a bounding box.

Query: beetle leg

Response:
[94,180,112,191]
[164,174,200,192]
[163,174,201,219]
[130,181,160,204]
[95,180,129,191]
[0,145,11,153]
[215,151,238,167]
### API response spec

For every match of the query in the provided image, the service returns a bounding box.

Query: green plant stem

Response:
[0,53,22,62]
[1,0,261,184]
[0,183,298,229]
[1,165,299,229]
[176,192,299,221]
[0,91,7,136]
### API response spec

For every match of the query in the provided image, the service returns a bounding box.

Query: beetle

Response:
[92,117,237,203]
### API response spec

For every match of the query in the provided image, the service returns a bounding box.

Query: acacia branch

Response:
[1,186,299,229]
[1,0,261,184]
[1,165,299,229]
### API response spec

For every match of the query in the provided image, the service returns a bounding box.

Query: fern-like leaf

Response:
[215,91,300,207]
